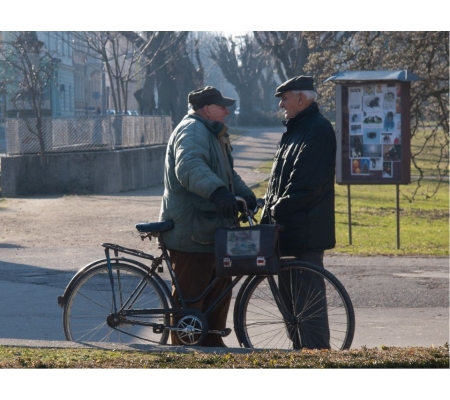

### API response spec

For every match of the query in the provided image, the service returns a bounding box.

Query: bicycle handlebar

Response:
[235,196,265,226]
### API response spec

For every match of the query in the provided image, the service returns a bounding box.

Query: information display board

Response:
[335,81,411,184]
[325,71,423,185]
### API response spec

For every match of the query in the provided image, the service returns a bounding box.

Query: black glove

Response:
[244,196,257,213]
[237,196,257,224]
[209,187,238,219]
[238,196,256,213]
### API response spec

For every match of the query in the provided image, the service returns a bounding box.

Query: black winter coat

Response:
[261,102,336,251]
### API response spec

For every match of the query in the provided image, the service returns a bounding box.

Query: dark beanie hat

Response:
[274,76,315,97]
[188,86,235,109]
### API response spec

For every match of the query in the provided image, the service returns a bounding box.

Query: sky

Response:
[3,1,447,31]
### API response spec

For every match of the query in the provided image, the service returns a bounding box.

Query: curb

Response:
[0,338,259,354]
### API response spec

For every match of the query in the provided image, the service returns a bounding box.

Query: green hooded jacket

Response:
[159,113,255,253]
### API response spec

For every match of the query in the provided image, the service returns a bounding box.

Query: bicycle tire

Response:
[63,262,170,345]
[236,260,355,350]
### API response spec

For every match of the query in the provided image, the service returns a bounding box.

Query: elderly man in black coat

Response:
[261,75,337,349]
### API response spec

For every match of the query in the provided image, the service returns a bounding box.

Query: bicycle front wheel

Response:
[63,262,170,345]
[236,260,355,350]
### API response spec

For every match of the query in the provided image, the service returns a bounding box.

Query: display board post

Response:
[396,184,400,249]
[347,185,352,245]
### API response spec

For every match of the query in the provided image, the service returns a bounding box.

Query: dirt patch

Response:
[0,186,165,253]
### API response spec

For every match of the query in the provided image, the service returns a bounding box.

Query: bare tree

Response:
[0,31,60,165]
[211,34,274,125]
[121,31,204,126]
[66,31,203,125]
[253,31,310,83]
[69,31,157,114]
[303,31,449,200]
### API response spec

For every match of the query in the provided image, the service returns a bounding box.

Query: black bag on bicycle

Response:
[214,224,281,277]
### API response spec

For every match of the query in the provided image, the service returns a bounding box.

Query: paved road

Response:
[0,126,448,352]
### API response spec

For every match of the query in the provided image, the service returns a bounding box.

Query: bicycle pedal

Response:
[153,324,165,334]
[209,328,232,337]
[221,328,232,337]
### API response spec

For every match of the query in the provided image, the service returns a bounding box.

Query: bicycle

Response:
[58,197,355,350]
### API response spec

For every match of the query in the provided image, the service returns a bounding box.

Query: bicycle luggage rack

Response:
[101,242,157,261]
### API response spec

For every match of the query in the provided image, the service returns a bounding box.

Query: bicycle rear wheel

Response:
[63,262,170,345]
[236,260,355,350]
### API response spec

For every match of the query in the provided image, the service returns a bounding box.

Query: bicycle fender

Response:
[57,258,108,307]
[232,275,255,347]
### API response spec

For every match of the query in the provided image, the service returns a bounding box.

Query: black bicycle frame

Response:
[103,237,245,328]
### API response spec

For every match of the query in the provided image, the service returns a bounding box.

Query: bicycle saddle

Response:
[135,220,174,233]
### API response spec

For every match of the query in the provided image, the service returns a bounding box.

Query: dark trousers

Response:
[279,250,330,349]
[168,249,232,347]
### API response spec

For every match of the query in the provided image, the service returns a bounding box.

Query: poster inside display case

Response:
[336,81,411,184]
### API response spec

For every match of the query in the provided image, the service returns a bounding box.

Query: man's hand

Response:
[244,196,257,213]
[237,196,258,224]
[210,187,239,219]
[238,195,257,213]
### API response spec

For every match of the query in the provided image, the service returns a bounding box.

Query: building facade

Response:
[0,31,138,119]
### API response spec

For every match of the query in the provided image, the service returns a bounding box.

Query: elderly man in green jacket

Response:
[159,86,256,347]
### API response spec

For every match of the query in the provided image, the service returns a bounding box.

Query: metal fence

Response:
[4,115,173,156]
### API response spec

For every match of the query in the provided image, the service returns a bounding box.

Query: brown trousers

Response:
[168,249,232,347]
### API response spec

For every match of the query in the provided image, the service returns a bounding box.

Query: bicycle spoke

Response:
[64,263,170,345]
[237,262,354,350]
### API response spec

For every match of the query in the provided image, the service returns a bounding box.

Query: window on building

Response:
[62,33,66,56]
[67,32,72,56]
[61,84,66,111]
[69,85,72,111]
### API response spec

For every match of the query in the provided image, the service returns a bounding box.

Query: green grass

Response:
[251,160,448,256]
[227,127,247,141]
[410,127,449,178]
[0,344,448,368]
[333,182,448,256]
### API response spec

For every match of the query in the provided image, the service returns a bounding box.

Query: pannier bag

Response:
[214,224,281,277]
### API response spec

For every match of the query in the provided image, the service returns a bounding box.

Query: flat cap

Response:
[274,76,315,97]
[188,86,235,109]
